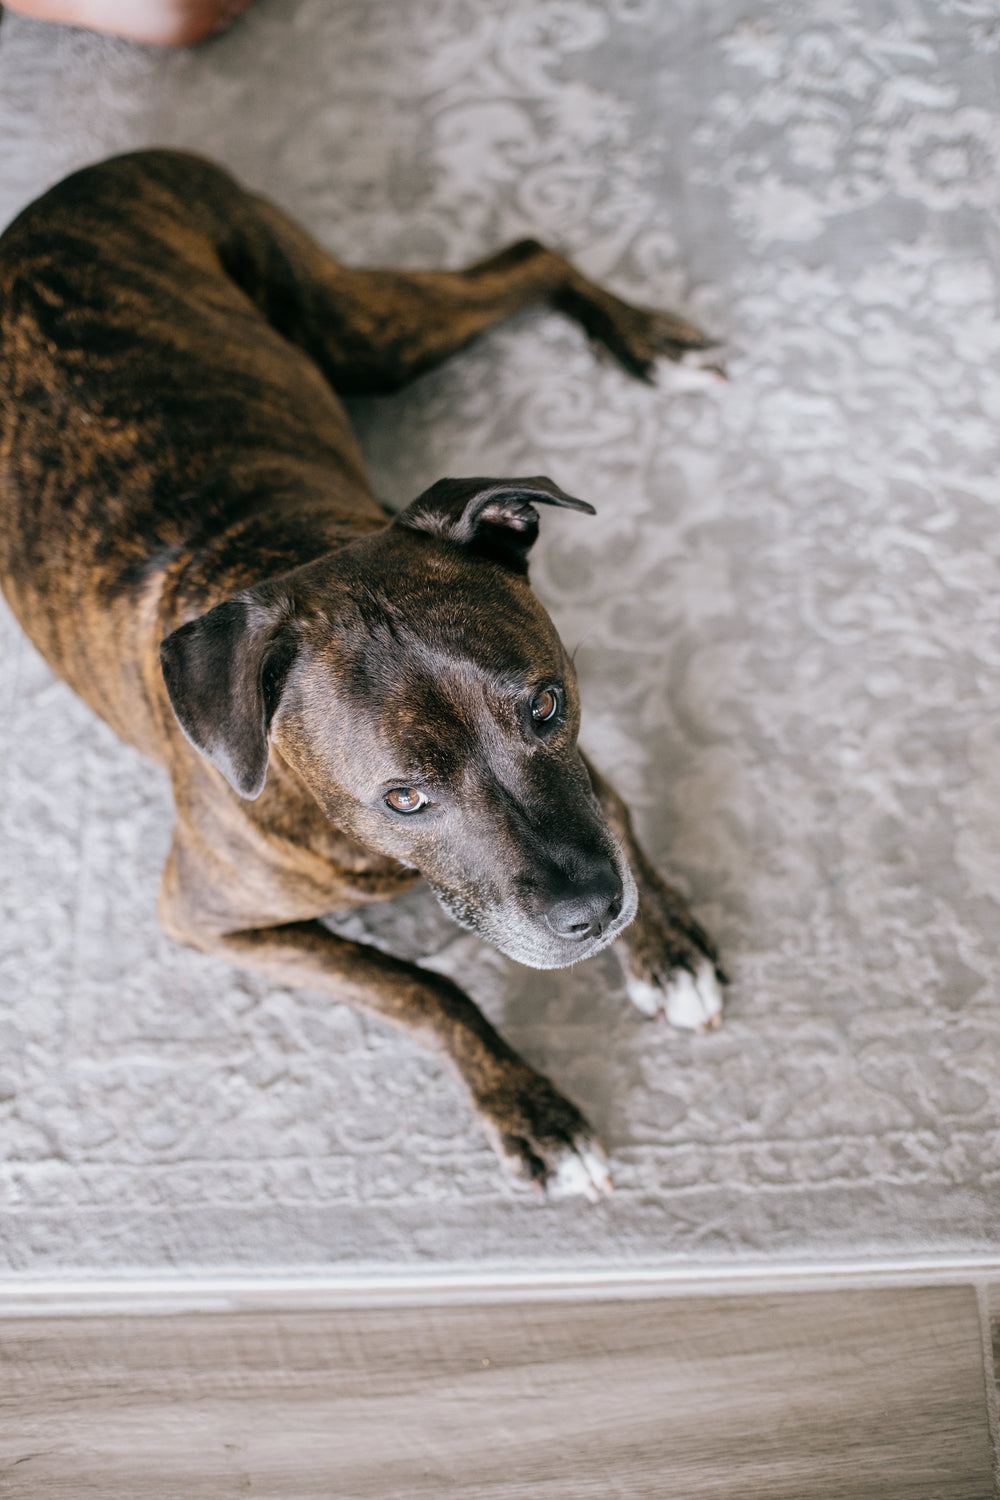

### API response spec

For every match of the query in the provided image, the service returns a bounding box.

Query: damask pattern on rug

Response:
[0,0,997,1272]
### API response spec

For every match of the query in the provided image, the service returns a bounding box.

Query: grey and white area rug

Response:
[0,0,998,1279]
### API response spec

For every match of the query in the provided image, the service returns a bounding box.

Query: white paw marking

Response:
[623,974,663,1018]
[546,1141,613,1204]
[626,960,724,1033]
[657,346,727,392]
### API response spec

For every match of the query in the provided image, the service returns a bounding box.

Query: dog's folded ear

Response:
[160,595,297,799]
[392,475,595,571]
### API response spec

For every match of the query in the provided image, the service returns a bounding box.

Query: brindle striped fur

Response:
[0,151,722,1196]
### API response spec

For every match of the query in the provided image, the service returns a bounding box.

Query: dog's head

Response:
[160,476,637,968]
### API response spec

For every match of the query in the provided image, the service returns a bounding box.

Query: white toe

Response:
[546,1142,613,1203]
[627,960,725,1030]
[663,961,725,1031]
[624,973,663,1018]
[657,347,727,391]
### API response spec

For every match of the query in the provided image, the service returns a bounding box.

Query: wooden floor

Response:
[2,1285,997,1498]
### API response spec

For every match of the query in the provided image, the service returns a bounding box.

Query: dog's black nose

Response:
[543,867,624,942]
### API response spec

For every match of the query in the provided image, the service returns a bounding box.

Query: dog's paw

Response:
[559,284,724,385]
[625,959,724,1033]
[655,344,728,392]
[617,874,727,1033]
[496,1128,614,1204]
[542,1137,614,1203]
[497,1121,614,1205]
[610,305,725,384]
[477,1073,613,1203]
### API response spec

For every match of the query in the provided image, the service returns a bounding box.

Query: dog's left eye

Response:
[530,687,561,725]
[385,787,428,814]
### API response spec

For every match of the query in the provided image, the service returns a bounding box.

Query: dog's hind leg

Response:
[227,196,722,394]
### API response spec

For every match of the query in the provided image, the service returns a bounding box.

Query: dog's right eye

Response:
[385,787,428,814]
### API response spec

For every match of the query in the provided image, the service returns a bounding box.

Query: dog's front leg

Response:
[190,919,612,1201]
[582,756,727,1033]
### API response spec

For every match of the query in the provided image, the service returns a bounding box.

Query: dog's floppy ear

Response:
[160,595,298,799]
[393,475,595,572]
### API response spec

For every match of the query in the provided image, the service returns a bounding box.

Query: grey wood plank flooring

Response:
[1,1286,994,1499]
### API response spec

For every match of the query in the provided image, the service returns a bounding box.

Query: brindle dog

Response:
[0,150,725,1200]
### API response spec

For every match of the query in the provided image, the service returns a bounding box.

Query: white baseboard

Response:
[2,1254,1000,1317]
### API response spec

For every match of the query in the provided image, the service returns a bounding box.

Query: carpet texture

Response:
[0,0,998,1277]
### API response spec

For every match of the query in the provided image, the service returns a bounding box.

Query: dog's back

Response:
[0,150,380,753]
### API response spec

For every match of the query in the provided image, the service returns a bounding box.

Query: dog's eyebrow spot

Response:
[388,685,477,786]
[396,741,465,788]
